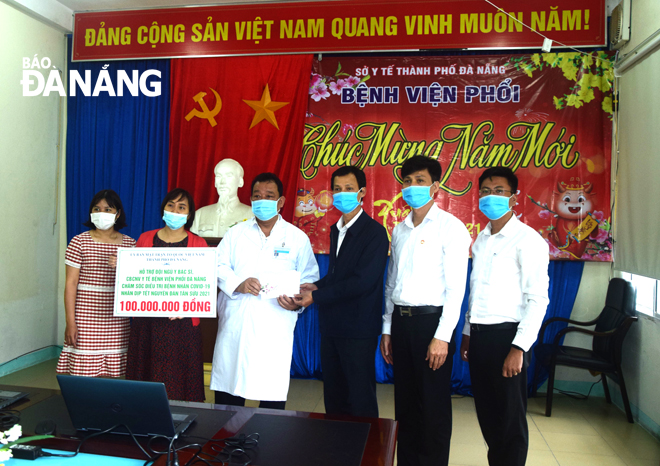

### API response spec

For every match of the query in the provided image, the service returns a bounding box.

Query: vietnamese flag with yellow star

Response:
[168,55,313,221]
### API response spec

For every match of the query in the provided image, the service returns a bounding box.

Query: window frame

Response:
[617,271,659,319]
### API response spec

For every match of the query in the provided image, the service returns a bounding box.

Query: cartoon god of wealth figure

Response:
[191,159,253,238]
[548,180,599,259]
[293,188,335,237]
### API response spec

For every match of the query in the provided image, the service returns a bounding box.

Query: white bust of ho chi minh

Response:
[191,159,254,238]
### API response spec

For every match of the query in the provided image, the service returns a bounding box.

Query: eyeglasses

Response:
[478,188,513,197]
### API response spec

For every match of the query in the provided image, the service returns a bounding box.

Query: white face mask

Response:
[91,212,116,230]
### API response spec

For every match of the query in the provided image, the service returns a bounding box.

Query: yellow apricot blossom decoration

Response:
[507,52,615,116]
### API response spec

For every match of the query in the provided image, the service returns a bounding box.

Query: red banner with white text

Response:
[295,53,614,261]
[72,0,605,61]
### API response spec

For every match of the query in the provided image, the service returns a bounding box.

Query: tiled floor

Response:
[2,359,660,466]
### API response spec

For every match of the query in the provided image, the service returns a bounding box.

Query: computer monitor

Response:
[56,375,196,437]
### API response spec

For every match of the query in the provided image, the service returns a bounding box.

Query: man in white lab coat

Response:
[211,172,320,409]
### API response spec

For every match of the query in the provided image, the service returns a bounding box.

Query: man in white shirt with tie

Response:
[460,167,549,466]
[380,156,471,466]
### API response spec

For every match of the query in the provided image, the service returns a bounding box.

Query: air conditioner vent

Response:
[610,0,631,50]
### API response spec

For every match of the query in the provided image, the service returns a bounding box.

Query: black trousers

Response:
[321,335,379,418]
[392,311,455,466]
[469,326,529,466]
[214,391,286,410]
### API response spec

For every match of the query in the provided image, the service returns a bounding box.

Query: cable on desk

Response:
[145,434,173,466]
[181,433,260,466]
[1,414,183,465]
[43,424,153,460]
[147,433,207,466]
[187,449,250,466]
[186,433,259,466]
[1,415,148,462]
[0,410,20,430]
[223,433,259,449]
[167,434,178,466]
[179,434,211,443]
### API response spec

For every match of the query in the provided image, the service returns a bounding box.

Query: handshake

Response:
[235,278,318,310]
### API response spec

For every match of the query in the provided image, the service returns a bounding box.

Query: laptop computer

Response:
[56,375,196,438]
[0,390,29,409]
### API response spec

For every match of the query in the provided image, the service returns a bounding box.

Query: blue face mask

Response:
[333,189,362,214]
[402,185,433,209]
[163,211,188,230]
[479,195,512,220]
[252,199,280,221]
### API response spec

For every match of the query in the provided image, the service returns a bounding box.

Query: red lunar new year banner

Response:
[294,53,614,261]
[72,0,605,61]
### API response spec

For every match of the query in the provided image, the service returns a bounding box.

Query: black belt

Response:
[470,322,519,332]
[395,305,443,317]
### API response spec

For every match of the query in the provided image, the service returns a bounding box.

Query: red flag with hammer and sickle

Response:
[168,54,313,221]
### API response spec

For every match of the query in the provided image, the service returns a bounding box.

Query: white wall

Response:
[57,135,68,348]
[551,3,660,435]
[618,314,660,427]
[0,2,66,365]
[623,0,660,52]
[611,0,660,432]
[554,262,611,382]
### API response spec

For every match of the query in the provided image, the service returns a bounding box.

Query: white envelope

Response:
[259,270,301,299]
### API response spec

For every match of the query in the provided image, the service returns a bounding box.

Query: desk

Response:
[6,450,144,465]
[1,384,397,466]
